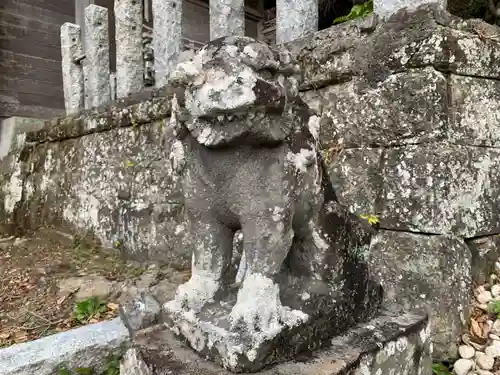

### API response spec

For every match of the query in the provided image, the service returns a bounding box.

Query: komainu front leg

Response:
[230,209,308,337]
[165,217,233,313]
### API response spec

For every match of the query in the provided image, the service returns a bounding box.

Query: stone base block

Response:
[163,275,382,373]
[133,309,431,374]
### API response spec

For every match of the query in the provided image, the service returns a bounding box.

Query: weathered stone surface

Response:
[467,235,500,285]
[0,318,130,375]
[120,348,153,375]
[288,5,500,90]
[449,75,500,147]
[57,275,116,301]
[209,0,245,40]
[301,67,447,148]
[0,117,45,160]
[60,23,84,116]
[276,0,318,44]
[286,14,377,90]
[135,310,431,374]
[84,5,111,109]
[119,293,161,337]
[375,0,446,19]
[369,231,472,359]
[162,36,381,372]
[152,0,182,87]
[381,144,500,237]
[325,147,382,216]
[115,0,144,98]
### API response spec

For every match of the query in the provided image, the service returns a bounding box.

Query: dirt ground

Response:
[0,228,189,348]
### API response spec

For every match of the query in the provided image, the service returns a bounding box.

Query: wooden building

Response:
[0,0,75,120]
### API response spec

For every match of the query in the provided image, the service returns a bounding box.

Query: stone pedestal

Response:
[125,309,432,375]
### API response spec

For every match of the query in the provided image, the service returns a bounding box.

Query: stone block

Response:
[301,67,447,148]
[369,230,472,359]
[119,293,161,338]
[375,0,446,20]
[467,235,500,285]
[380,144,500,237]
[286,14,377,90]
[0,318,130,375]
[325,147,382,216]
[288,5,500,90]
[120,348,152,375]
[449,75,500,147]
[135,310,431,374]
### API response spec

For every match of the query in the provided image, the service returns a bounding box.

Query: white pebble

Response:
[477,303,489,311]
[453,359,474,375]
[459,345,475,359]
[490,333,500,341]
[476,352,494,370]
[476,370,494,375]
[495,261,500,275]
[491,320,500,335]
[485,341,500,358]
[492,284,500,297]
[477,291,493,304]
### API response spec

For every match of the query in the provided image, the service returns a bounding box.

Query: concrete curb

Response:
[0,318,131,375]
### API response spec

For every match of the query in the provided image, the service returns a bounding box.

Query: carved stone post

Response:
[375,0,447,19]
[115,0,144,98]
[152,0,182,87]
[276,0,318,44]
[209,0,245,40]
[60,23,84,116]
[84,4,110,109]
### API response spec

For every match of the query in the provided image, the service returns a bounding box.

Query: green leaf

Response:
[333,0,373,24]
[432,363,452,375]
[75,368,94,375]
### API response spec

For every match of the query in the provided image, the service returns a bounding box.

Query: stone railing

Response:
[60,0,443,116]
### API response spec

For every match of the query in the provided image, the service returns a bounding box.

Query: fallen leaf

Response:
[470,318,484,338]
[107,302,119,311]
[0,332,10,340]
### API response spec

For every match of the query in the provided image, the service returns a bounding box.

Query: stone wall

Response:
[2,3,500,361]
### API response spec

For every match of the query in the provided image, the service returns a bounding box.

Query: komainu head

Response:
[167,36,308,148]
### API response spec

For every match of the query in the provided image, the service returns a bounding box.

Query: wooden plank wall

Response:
[0,0,75,119]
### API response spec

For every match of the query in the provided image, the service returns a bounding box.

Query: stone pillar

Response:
[375,0,447,19]
[276,0,318,44]
[115,0,144,98]
[209,0,245,40]
[152,0,182,87]
[84,4,111,109]
[60,23,84,116]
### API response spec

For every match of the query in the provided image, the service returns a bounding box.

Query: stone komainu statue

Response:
[162,36,382,373]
